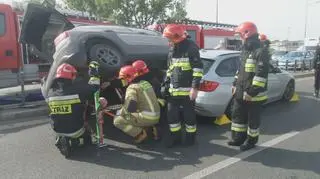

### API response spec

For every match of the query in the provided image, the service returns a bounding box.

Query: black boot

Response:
[227,131,247,146]
[163,131,182,148]
[185,132,196,146]
[240,136,258,151]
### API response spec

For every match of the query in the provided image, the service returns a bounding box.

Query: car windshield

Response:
[285,52,304,57]
[201,58,216,74]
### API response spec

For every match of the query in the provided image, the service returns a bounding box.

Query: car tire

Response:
[87,40,124,77]
[282,80,295,102]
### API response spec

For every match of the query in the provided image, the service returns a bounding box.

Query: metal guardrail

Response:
[271,59,314,73]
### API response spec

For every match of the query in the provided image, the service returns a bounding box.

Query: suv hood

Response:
[19,3,74,62]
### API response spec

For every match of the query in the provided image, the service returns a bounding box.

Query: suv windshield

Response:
[201,58,216,74]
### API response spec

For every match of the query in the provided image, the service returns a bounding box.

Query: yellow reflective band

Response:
[231,126,247,132]
[121,79,128,86]
[170,126,181,132]
[139,81,152,91]
[170,91,190,96]
[166,72,172,76]
[48,98,80,106]
[157,98,166,107]
[185,125,197,133]
[247,128,259,137]
[252,80,266,88]
[141,113,160,120]
[193,72,203,77]
[50,104,72,114]
[170,62,192,71]
[251,95,268,101]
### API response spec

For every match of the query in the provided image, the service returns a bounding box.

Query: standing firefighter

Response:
[162,24,203,147]
[313,42,320,97]
[113,65,161,144]
[228,22,270,151]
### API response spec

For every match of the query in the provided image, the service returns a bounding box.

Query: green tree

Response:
[64,0,188,27]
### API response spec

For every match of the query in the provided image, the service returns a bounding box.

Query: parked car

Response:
[195,49,295,118]
[271,51,287,65]
[19,3,170,100]
[277,51,314,70]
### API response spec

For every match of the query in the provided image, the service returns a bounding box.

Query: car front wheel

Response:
[282,80,295,102]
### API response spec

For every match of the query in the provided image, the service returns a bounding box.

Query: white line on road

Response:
[0,119,48,131]
[183,131,300,179]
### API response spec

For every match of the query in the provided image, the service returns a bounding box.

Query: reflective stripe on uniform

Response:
[245,58,256,72]
[140,111,160,120]
[252,76,267,88]
[247,127,259,137]
[139,81,159,120]
[169,87,191,96]
[172,57,189,63]
[55,127,85,138]
[48,95,81,105]
[251,92,268,101]
[157,98,166,107]
[231,122,247,132]
[185,124,197,133]
[170,123,182,132]
[88,76,100,85]
[169,58,192,71]
[48,94,81,114]
[192,68,203,77]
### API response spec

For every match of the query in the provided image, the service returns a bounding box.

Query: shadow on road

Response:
[260,91,320,135]
[69,119,240,172]
[245,147,320,175]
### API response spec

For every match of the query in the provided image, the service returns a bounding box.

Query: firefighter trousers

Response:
[167,97,197,137]
[113,113,159,138]
[314,70,320,91]
[231,99,262,145]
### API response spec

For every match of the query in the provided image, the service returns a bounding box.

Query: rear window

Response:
[0,13,5,36]
[201,58,215,74]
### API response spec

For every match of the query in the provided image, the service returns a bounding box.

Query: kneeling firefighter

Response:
[113,65,161,144]
[162,24,203,147]
[47,62,99,157]
[228,22,270,151]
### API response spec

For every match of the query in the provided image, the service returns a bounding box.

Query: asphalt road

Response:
[0,77,319,179]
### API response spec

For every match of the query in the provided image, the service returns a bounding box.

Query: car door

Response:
[266,63,282,101]
[19,3,74,62]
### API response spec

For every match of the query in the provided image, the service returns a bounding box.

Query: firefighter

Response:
[228,22,270,151]
[313,42,320,97]
[259,33,271,49]
[162,24,203,147]
[47,62,100,156]
[113,65,161,144]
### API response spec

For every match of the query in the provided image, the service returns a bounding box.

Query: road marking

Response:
[0,119,48,131]
[183,131,300,179]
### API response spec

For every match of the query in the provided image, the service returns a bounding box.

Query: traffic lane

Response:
[202,123,320,179]
[0,77,316,179]
[185,77,320,179]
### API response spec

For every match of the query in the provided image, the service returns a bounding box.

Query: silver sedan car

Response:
[195,50,296,118]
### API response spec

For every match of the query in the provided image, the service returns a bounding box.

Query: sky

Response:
[186,0,320,41]
[1,0,319,41]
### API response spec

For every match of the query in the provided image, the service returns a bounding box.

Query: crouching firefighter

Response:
[228,22,270,151]
[162,24,203,147]
[47,63,97,157]
[113,65,161,144]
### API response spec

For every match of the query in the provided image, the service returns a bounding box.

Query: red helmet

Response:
[118,65,137,83]
[132,60,149,76]
[56,63,77,80]
[259,33,267,41]
[163,24,187,44]
[235,22,258,40]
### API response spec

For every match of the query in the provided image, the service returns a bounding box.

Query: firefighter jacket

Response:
[233,36,270,102]
[166,39,203,97]
[47,79,95,136]
[313,46,320,71]
[119,80,161,121]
